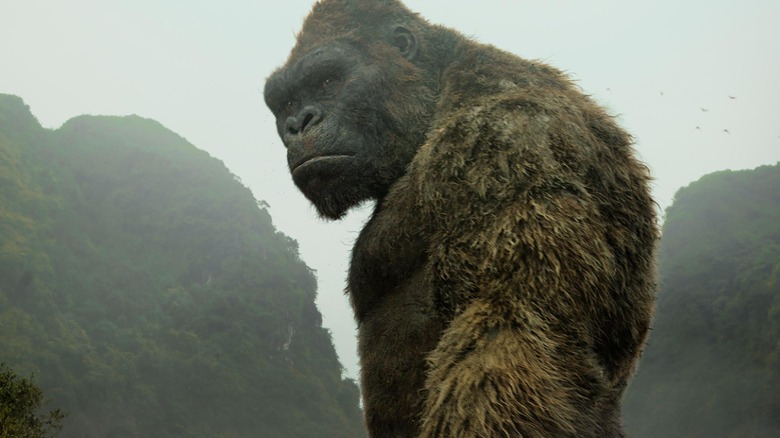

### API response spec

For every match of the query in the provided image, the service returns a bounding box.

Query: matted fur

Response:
[265,1,658,436]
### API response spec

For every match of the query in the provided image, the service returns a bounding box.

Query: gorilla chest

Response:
[347,208,432,322]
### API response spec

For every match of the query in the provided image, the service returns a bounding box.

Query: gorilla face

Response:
[264,27,433,220]
[264,44,388,219]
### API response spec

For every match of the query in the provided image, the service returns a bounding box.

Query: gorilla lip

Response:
[292,154,352,175]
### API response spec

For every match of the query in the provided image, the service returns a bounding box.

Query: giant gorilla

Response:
[264,1,658,436]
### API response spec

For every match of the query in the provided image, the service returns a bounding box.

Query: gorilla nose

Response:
[286,106,323,135]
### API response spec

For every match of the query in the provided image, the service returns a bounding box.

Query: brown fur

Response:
[265,1,658,436]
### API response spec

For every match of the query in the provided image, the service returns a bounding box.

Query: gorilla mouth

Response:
[292,154,352,176]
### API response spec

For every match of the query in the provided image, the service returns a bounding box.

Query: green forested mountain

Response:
[623,163,780,437]
[0,94,366,437]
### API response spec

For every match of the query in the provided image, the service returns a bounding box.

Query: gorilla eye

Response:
[285,100,294,111]
[322,78,334,89]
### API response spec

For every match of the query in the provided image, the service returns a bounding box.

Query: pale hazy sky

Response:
[2,0,779,380]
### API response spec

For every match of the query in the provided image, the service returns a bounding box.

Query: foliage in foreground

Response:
[0,363,64,438]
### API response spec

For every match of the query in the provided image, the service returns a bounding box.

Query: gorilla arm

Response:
[420,202,621,437]
[407,101,629,437]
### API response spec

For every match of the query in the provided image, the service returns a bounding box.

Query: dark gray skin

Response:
[265,39,432,220]
[264,1,658,437]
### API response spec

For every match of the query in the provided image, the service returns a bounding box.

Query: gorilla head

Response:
[264,0,437,219]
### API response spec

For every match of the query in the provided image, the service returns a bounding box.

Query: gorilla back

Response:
[264,1,658,437]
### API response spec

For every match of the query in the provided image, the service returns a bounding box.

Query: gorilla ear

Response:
[390,25,418,60]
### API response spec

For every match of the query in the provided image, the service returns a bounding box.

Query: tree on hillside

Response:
[0,363,65,438]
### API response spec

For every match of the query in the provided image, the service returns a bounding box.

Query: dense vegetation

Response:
[0,94,366,437]
[623,163,780,436]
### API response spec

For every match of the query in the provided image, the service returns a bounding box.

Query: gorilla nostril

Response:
[286,116,300,135]
[287,106,321,135]
[299,106,323,133]
[301,112,315,132]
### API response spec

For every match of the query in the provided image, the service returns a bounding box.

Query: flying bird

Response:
[695,126,701,130]
[723,129,730,134]
[701,108,709,112]
[729,96,736,99]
